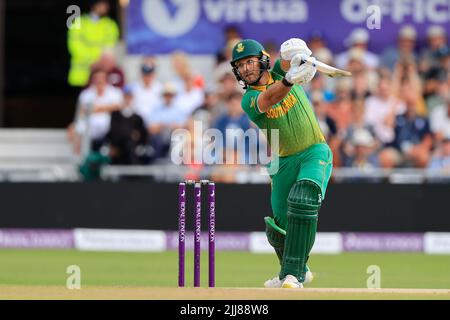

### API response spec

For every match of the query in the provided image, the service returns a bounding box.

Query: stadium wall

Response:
[0,182,449,232]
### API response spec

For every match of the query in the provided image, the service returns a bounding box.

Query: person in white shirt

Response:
[147,82,188,160]
[335,28,379,70]
[364,71,406,144]
[147,83,189,127]
[169,51,205,116]
[428,137,450,172]
[70,69,123,153]
[131,61,163,121]
[380,25,418,70]
[430,96,450,143]
[174,73,205,117]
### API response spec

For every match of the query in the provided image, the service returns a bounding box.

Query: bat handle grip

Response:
[301,56,317,68]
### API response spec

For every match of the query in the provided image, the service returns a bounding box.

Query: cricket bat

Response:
[301,56,352,78]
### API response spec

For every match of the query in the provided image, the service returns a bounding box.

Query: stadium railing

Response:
[100,165,450,184]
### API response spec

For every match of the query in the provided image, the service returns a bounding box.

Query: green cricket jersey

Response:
[241,59,325,157]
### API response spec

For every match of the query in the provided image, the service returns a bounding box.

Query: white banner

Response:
[249,232,342,255]
[310,233,343,254]
[74,229,166,252]
[424,233,450,254]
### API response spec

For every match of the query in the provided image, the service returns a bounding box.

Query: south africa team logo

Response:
[236,43,245,53]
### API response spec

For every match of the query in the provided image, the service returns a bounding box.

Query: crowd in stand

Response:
[66,2,450,181]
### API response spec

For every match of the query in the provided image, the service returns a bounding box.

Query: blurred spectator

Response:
[430,94,450,144]
[327,78,353,133]
[174,73,205,118]
[68,69,123,154]
[341,100,379,167]
[428,137,450,171]
[387,84,434,168]
[392,57,427,116]
[350,61,374,100]
[307,31,335,90]
[180,118,205,180]
[216,71,241,111]
[216,26,242,63]
[170,52,205,116]
[326,79,353,167]
[308,30,328,54]
[131,59,163,121]
[171,51,204,91]
[310,47,337,95]
[343,128,379,169]
[419,25,448,72]
[423,67,448,112]
[311,90,340,166]
[215,37,242,85]
[64,17,449,174]
[192,91,221,129]
[435,45,450,72]
[345,47,366,74]
[211,149,249,183]
[219,70,241,97]
[214,91,253,163]
[315,47,334,66]
[342,48,378,100]
[311,90,337,140]
[88,49,125,88]
[216,25,241,62]
[364,70,406,144]
[214,91,250,133]
[147,82,189,160]
[105,86,150,165]
[335,28,379,69]
[381,25,417,70]
[307,73,335,102]
[224,25,242,43]
[67,0,119,87]
[263,41,279,68]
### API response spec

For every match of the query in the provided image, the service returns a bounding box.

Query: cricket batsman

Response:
[230,39,333,288]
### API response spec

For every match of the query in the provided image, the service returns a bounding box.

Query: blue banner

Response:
[127,0,450,54]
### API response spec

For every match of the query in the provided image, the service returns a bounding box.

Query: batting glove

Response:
[280,38,312,61]
[285,54,317,85]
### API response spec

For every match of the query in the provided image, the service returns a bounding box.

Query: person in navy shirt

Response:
[213,91,254,164]
[389,85,434,168]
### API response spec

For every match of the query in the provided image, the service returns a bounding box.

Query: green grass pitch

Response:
[0,249,449,299]
[1,249,449,288]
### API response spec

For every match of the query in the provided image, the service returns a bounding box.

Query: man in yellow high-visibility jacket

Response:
[68,0,119,87]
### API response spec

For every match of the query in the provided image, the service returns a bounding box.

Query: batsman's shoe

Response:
[281,275,304,289]
[264,269,313,288]
[264,276,283,288]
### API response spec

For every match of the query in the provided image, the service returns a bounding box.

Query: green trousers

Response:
[269,143,333,230]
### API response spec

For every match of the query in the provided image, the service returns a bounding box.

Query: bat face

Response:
[314,61,352,78]
[327,69,352,78]
[302,55,352,78]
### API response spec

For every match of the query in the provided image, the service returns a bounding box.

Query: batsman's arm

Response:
[257,78,292,113]
[256,57,301,113]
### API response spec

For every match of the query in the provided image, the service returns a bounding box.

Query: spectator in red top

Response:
[88,50,125,88]
[171,51,204,90]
